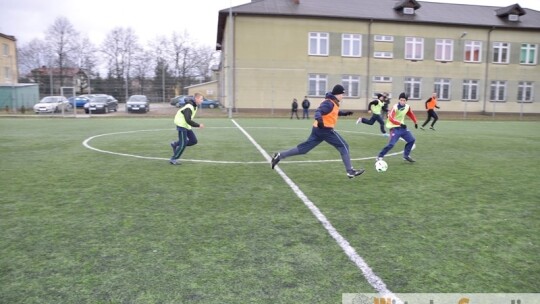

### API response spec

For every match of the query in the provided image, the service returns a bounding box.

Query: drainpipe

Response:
[366,19,373,109]
[227,5,235,118]
[482,27,495,114]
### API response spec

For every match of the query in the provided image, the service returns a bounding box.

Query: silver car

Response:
[33,96,71,114]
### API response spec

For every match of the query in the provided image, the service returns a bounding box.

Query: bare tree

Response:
[101,27,141,100]
[45,17,80,88]
[17,39,49,77]
[191,45,219,82]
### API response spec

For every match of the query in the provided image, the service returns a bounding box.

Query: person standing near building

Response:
[271,84,365,179]
[301,96,311,119]
[420,92,440,130]
[356,93,388,136]
[381,92,390,119]
[290,98,300,119]
[377,92,418,163]
[169,93,205,165]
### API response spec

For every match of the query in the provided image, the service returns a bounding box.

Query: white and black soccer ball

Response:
[375,159,388,172]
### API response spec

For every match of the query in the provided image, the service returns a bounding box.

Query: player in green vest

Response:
[356,93,388,136]
[376,92,418,163]
[169,93,205,165]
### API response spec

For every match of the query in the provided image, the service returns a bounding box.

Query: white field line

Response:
[82,127,409,164]
[231,119,402,302]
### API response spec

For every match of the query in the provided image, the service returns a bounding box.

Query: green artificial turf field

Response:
[1,118,538,303]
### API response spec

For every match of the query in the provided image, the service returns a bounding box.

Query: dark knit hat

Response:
[331,84,345,95]
[376,93,383,99]
[398,92,408,100]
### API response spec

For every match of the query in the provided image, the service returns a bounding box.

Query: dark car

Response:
[201,99,221,109]
[175,95,193,107]
[84,95,118,114]
[170,95,187,106]
[126,95,150,113]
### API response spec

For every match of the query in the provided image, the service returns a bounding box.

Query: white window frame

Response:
[517,81,534,103]
[372,76,393,83]
[342,75,360,97]
[2,43,8,56]
[404,77,422,99]
[374,35,394,42]
[434,78,451,100]
[492,42,510,64]
[342,34,362,57]
[490,80,507,102]
[464,40,482,63]
[462,80,479,101]
[309,32,329,56]
[405,37,424,60]
[308,74,328,96]
[520,43,537,65]
[374,51,393,59]
[435,39,454,62]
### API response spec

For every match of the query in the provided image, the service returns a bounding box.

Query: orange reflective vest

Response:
[313,99,339,128]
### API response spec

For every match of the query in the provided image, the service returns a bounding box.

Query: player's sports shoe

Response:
[271,153,281,169]
[347,168,365,179]
[169,159,180,165]
[403,156,416,163]
[420,126,425,130]
[382,133,389,137]
[376,157,384,161]
[355,117,363,125]
[430,127,436,130]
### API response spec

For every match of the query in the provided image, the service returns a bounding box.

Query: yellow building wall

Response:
[0,35,18,84]
[222,15,540,114]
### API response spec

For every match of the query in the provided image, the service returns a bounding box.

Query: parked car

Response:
[69,95,94,108]
[175,95,193,107]
[84,95,118,114]
[170,95,187,106]
[201,99,221,109]
[33,96,71,114]
[126,95,150,113]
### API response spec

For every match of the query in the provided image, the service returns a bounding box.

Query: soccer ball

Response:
[375,159,388,172]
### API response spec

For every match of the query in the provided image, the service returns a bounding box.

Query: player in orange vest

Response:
[271,84,365,179]
[420,92,440,130]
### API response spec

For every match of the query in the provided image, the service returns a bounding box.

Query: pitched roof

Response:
[216,0,540,49]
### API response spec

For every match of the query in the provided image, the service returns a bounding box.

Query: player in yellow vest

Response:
[356,93,388,136]
[377,92,418,163]
[169,93,205,165]
[271,84,365,179]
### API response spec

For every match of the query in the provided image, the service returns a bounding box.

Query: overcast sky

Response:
[1,0,539,49]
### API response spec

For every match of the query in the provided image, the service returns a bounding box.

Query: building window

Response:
[308,74,328,96]
[404,77,421,99]
[374,35,394,42]
[373,76,392,82]
[374,51,393,58]
[434,78,451,100]
[405,37,424,60]
[464,40,482,62]
[520,44,537,65]
[490,80,507,102]
[2,43,8,56]
[517,81,534,103]
[4,67,10,81]
[342,75,360,97]
[492,42,510,64]
[462,79,479,101]
[435,39,453,62]
[309,32,329,56]
[342,34,361,57]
